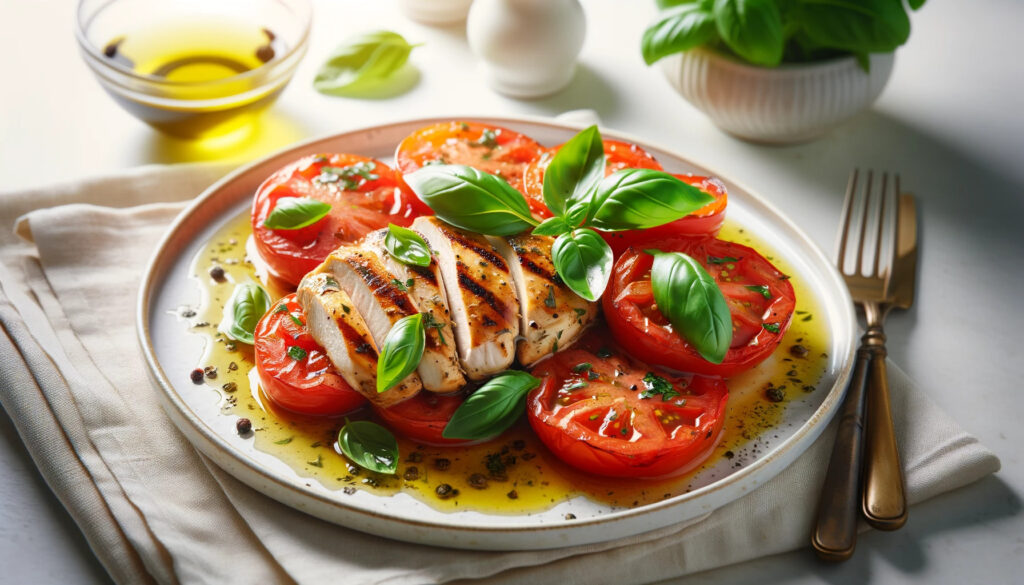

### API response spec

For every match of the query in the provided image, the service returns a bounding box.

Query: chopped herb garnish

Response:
[573,307,587,317]
[639,372,681,401]
[342,304,351,314]
[563,379,588,391]
[391,278,409,292]
[287,346,308,360]
[288,313,304,327]
[572,362,593,372]
[422,312,448,346]
[274,304,288,314]
[762,322,781,333]
[475,128,500,148]
[308,454,324,468]
[745,285,771,299]
[317,162,379,190]
[274,437,294,445]
[802,314,813,322]
[544,285,556,308]
[587,370,600,381]
[707,255,739,264]
[406,278,415,288]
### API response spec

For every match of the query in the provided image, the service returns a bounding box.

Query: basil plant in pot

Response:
[642,0,926,143]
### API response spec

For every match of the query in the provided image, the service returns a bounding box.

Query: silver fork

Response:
[811,170,914,561]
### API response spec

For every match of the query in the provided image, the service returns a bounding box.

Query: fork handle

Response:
[861,328,908,530]
[811,344,872,561]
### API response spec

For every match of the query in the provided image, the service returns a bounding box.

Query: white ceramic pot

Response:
[397,0,473,25]
[660,48,895,144]
[466,0,585,98]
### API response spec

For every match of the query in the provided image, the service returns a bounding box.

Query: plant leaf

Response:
[798,0,910,54]
[313,30,418,97]
[648,250,732,363]
[532,215,574,236]
[376,313,425,393]
[542,125,606,216]
[403,165,538,236]
[218,283,271,345]
[642,4,719,65]
[338,420,398,474]
[585,169,714,231]
[384,223,432,267]
[551,229,614,301]
[713,0,784,66]
[441,371,540,440]
[262,197,332,230]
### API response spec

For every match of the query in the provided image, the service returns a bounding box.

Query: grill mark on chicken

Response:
[409,264,438,286]
[456,264,509,322]
[444,229,509,273]
[343,252,416,315]
[336,317,378,362]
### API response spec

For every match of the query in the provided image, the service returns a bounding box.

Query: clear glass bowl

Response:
[76,0,311,138]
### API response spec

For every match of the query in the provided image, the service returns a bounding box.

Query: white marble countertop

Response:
[2,0,1022,583]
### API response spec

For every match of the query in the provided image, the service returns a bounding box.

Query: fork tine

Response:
[872,173,889,278]
[855,170,874,276]
[836,169,859,272]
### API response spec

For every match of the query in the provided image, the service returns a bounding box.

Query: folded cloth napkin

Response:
[0,163,1001,585]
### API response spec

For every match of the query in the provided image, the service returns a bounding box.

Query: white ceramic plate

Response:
[138,116,855,551]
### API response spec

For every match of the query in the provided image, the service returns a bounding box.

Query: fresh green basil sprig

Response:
[647,249,732,363]
[550,229,613,302]
[403,165,539,236]
[338,419,399,474]
[313,31,420,97]
[376,313,425,393]
[442,371,541,440]
[218,282,271,345]
[263,197,331,230]
[384,223,432,267]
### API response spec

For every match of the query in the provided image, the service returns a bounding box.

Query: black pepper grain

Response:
[236,418,252,434]
[204,366,217,379]
[468,473,488,489]
[189,368,204,384]
[435,483,458,499]
[433,457,451,471]
[403,467,420,481]
[507,490,519,500]
[209,266,226,282]
[766,386,785,402]
[789,344,809,358]
[222,382,237,393]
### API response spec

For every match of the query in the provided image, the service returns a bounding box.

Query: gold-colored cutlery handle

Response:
[861,337,908,530]
[811,346,872,561]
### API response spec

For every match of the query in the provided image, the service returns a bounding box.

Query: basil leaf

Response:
[642,4,718,65]
[313,31,419,97]
[585,169,714,231]
[551,228,613,301]
[542,125,605,216]
[648,250,732,363]
[441,371,541,440]
[376,313,425,393]
[532,215,574,236]
[262,197,332,230]
[404,165,538,236]
[713,0,784,67]
[338,420,398,474]
[798,0,910,55]
[384,223,431,267]
[218,283,271,345]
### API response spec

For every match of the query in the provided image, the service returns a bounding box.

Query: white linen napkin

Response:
[0,164,1001,585]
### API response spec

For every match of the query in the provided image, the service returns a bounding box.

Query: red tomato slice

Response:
[254,294,366,416]
[251,153,431,287]
[527,331,728,478]
[394,121,543,195]
[604,238,796,377]
[521,139,664,218]
[375,392,470,446]
[602,174,728,255]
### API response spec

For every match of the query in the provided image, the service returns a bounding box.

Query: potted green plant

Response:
[642,0,926,143]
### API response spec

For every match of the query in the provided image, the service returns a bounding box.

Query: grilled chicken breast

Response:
[362,229,466,392]
[412,217,520,380]
[296,272,419,407]
[489,234,598,365]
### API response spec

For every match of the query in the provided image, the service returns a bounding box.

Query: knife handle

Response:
[811,344,872,561]
[861,339,908,530]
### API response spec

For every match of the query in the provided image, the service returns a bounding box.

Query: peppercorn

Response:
[222,382,237,393]
[236,418,252,434]
[433,457,451,471]
[189,368,204,384]
[403,467,420,481]
[789,344,809,359]
[209,266,226,282]
[766,386,785,402]
[468,473,488,489]
[435,483,458,499]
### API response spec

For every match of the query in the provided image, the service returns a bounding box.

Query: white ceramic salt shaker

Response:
[398,0,474,25]
[466,0,585,98]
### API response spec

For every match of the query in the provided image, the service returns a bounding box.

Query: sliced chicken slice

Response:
[412,216,520,380]
[362,229,466,393]
[489,234,598,366]
[297,272,419,407]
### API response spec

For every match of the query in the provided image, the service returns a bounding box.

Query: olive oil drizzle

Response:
[184,212,829,513]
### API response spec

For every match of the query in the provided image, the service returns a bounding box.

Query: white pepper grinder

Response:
[466,0,586,98]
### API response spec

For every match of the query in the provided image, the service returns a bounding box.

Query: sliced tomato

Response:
[251,153,432,287]
[521,139,663,218]
[604,238,796,377]
[527,331,728,478]
[375,391,470,446]
[602,174,728,255]
[394,121,543,195]
[254,294,366,416]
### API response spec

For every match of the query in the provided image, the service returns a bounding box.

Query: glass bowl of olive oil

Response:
[76,0,311,138]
